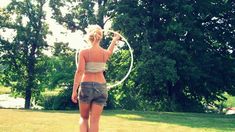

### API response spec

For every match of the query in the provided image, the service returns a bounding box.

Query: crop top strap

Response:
[88,50,90,61]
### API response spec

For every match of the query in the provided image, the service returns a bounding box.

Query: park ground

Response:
[0,109,235,132]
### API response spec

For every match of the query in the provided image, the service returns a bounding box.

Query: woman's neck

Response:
[91,41,100,48]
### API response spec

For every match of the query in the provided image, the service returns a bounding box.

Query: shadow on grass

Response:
[103,110,235,131]
[2,108,80,114]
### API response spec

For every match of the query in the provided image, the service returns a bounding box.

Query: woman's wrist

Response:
[73,87,79,93]
[112,39,118,45]
[74,82,80,86]
[73,83,80,93]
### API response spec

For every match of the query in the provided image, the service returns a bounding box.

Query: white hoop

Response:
[75,29,134,89]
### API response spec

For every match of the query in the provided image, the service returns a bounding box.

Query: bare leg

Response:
[89,103,104,132]
[79,102,91,132]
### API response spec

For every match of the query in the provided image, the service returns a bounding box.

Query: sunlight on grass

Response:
[0,109,234,132]
[115,114,142,119]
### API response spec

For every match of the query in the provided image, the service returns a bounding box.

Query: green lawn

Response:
[0,109,234,132]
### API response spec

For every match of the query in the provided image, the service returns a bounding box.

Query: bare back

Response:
[78,47,111,83]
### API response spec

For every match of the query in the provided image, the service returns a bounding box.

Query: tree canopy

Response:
[0,0,234,111]
[0,0,49,109]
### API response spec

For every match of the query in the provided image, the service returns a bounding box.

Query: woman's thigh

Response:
[90,103,104,121]
[79,102,91,119]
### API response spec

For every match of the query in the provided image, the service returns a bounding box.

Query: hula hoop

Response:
[75,29,134,89]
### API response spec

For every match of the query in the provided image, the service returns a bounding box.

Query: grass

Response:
[0,109,234,132]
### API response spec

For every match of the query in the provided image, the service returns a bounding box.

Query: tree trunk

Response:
[167,81,175,111]
[24,1,44,109]
[24,43,36,109]
[25,86,32,109]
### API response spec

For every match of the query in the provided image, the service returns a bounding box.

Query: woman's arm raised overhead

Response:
[107,33,121,57]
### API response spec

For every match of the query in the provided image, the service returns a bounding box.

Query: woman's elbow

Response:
[107,50,112,57]
[76,69,85,75]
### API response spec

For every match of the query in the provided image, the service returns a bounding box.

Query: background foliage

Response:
[0,0,234,112]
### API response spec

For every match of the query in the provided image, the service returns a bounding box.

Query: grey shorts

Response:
[78,82,108,106]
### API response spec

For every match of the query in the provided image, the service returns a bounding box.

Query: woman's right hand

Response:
[112,32,121,41]
[108,32,121,55]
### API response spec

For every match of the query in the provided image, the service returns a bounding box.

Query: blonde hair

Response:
[85,25,103,43]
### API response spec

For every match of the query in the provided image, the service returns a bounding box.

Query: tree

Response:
[50,0,98,31]
[47,42,75,89]
[112,0,235,111]
[0,0,49,109]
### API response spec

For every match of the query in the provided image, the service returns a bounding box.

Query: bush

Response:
[0,85,11,94]
[39,88,78,110]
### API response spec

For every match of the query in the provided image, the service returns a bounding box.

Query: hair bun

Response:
[85,25,103,43]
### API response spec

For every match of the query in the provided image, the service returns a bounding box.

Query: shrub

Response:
[39,88,78,110]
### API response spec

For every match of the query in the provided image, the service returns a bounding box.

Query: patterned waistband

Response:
[80,82,106,88]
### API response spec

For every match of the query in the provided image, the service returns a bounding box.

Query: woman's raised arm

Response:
[107,33,121,56]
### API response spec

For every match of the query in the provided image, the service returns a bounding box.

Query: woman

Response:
[71,25,120,132]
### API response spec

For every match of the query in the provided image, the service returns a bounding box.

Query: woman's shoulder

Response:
[101,48,111,56]
[100,48,109,53]
[79,48,90,54]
